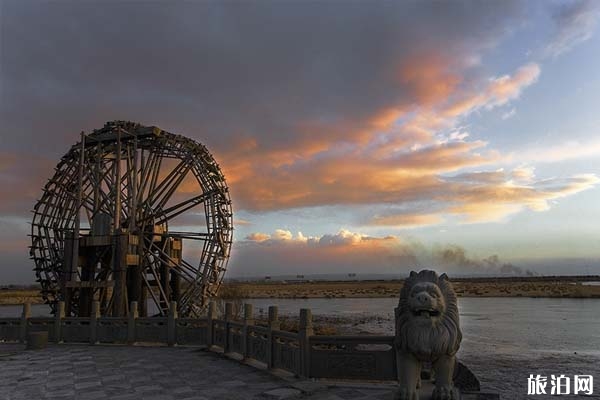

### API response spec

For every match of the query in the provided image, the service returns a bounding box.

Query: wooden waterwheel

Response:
[30,121,233,317]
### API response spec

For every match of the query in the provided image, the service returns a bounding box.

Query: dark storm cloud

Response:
[1,1,521,154]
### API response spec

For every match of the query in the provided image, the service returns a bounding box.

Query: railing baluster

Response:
[267,306,279,369]
[20,303,31,343]
[90,301,100,345]
[127,301,138,344]
[242,303,253,360]
[298,308,313,378]
[224,302,233,354]
[207,301,216,348]
[168,301,178,346]
[54,301,65,343]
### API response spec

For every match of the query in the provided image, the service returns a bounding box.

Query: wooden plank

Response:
[80,235,112,247]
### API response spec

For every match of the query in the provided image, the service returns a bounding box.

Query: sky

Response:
[1,0,600,283]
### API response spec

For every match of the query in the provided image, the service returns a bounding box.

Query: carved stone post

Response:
[54,301,65,343]
[267,306,280,369]
[298,308,313,378]
[224,302,233,353]
[90,301,100,345]
[207,301,216,348]
[242,303,254,360]
[127,301,138,344]
[167,301,178,346]
[20,303,31,343]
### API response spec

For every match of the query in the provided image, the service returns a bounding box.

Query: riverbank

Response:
[222,278,600,299]
[0,289,42,305]
[1,277,600,305]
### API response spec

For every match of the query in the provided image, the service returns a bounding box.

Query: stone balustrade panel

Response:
[135,317,168,343]
[0,318,21,341]
[176,318,208,345]
[309,335,396,380]
[272,330,300,374]
[62,318,91,342]
[96,317,128,343]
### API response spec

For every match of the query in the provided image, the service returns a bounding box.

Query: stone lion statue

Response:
[394,270,462,400]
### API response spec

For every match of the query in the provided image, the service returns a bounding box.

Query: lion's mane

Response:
[394,270,462,359]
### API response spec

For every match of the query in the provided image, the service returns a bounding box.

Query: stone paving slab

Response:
[0,343,488,400]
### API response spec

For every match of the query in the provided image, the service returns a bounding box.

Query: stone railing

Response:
[0,300,397,380]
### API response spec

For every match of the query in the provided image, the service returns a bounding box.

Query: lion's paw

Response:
[393,387,419,400]
[432,384,459,400]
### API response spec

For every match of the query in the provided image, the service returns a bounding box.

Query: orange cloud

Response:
[235,218,252,226]
[442,63,540,117]
[398,54,463,106]
[370,213,444,227]
[214,61,552,221]
[445,172,600,223]
[354,169,599,227]
[221,139,501,212]
[245,232,271,242]
[221,129,598,225]
[242,229,399,248]
[4,55,592,237]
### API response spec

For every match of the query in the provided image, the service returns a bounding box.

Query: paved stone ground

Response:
[0,343,397,400]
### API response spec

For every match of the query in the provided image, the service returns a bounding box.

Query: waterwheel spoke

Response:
[150,191,216,225]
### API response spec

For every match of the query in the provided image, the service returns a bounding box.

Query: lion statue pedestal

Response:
[394,270,463,400]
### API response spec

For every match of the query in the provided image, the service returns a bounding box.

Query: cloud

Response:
[0,217,30,253]
[370,213,444,228]
[232,131,599,225]
[511,166,536,183]
[235,218,252,226]
[244,228,395,248]
[0,1,522,151]
[441,63,540,117]
[0,152,54,215]
[1,3,569,234]
[218,60,550,219]
[232,229,417,276]
[1,1,525,216]
[366,169,599,226]
[432,245,534,275]
[545,0,600,57]
[318,229,371,246]
[512,139,600,163]
[445,172,599,222]
[501,108,516,120]
[245,232,271,242]
[272,229,294,241]
[226,137,495,212]
[232,228,533,276]
[1,1,599,283]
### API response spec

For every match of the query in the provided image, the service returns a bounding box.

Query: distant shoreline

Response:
[2,276,599,305]
[223,278,600,300]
